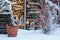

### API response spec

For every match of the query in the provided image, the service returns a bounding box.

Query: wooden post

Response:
[24,0,27,29]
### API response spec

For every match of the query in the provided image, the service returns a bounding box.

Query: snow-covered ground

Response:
[0,27,60,40]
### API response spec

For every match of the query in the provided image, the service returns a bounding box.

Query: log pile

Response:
[26,0,48,30]
[11,0,24,21]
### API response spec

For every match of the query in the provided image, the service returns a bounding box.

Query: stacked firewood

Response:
[10,0,24,21]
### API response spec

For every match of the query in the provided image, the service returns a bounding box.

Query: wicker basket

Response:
[6,24,18,37]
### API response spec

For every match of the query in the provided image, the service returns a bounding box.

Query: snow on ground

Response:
[0,27,60,40]
[49,27,60,35]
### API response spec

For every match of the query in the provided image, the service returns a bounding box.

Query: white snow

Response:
[45,0,60,11]
[45,0,49,3]
[0,27,60,40]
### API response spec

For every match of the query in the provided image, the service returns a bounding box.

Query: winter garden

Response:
[0,0,60,40]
